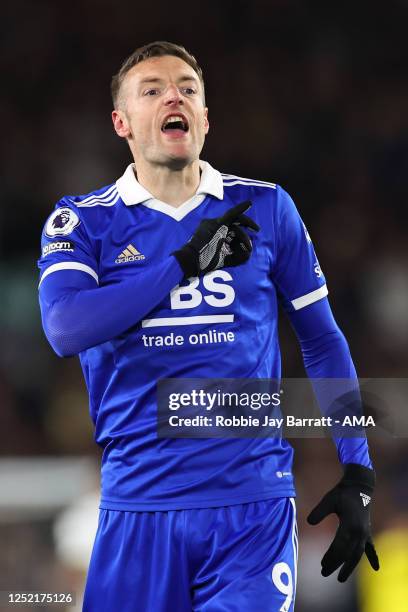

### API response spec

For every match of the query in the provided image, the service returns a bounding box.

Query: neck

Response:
[132,159,201,207]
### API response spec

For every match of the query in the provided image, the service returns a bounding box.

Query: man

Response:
[38,42,379,611]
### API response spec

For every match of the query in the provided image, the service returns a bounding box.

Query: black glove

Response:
[307,463,380,582]
[173,201,260,278]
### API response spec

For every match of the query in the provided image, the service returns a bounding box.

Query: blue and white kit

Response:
[38,161,371,610]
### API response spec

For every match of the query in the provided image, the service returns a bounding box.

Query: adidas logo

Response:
[360,492,371,507]
[115,244,146,264]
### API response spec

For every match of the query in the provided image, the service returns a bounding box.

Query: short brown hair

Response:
[111,41,205,107]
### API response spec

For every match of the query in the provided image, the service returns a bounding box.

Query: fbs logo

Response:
[115,244,146,264]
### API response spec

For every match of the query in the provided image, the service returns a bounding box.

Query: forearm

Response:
[288,299,372,468]
[39,256,183,357]
[300,329,372,467]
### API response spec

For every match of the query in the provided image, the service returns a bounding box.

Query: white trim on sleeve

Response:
[291,284,328,310]
[39,262,99,288]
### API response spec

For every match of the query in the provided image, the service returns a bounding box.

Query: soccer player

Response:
[38,42,379,611]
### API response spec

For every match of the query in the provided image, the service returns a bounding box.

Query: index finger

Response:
[219,201,252,224]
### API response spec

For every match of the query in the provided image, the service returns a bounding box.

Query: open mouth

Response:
[161,115,189,133]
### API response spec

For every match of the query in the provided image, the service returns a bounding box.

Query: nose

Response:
[163,84,184,106]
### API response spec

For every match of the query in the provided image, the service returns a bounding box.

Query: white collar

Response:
[116,160,224,221]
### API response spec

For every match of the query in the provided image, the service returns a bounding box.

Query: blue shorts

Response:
[83,497,298,611]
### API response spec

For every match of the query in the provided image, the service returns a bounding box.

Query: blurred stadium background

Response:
[1,0,408,610]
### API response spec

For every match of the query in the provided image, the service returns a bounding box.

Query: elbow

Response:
[41,304,82,358]
[47,337,77,359]
[301,328,356,377]
[44,328,80,358]
[299,326,347,350]
[311,328,349,351]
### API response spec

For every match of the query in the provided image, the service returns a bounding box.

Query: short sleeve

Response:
[37,201,98,287]
[273,186,327,312]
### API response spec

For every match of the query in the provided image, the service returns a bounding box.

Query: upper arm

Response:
[272,186,328,313]
[37,203,98,293]
[38,202,99,345]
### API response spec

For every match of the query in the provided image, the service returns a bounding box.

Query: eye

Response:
[144,88,160,96]
[182,87,197,95]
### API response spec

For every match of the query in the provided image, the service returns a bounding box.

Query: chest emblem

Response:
[115,243,146,264]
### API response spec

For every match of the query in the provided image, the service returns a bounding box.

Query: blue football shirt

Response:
[38,161,328,510]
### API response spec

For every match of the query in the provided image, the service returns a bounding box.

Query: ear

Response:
[112,109,131,139]
[204,107,209,134]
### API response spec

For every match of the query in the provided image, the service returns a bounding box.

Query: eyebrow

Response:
[138,75,199,86]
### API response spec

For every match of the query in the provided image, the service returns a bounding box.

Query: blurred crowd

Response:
[1,0,407,610]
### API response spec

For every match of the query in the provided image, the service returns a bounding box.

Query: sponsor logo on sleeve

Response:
[302,221,312,244]
[314,261,322,278]
[42,240,75,257]
[45,207,80,237]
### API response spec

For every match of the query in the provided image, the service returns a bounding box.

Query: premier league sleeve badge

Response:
[45,207,81,237]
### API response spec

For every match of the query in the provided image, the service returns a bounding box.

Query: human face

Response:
[112,55,209,170]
